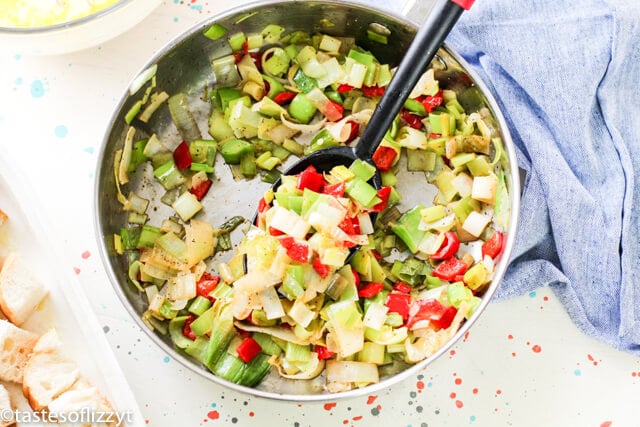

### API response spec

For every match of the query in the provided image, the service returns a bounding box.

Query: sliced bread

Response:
[0,252,48,326]
[0,383,15,427]
[0,319,38,383]
[22,329,79,411]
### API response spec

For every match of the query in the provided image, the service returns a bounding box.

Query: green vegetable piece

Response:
[466,155,492,177]
[217,87,243,111]
[349,159,376,181]
[119,226,141,250]
[406,149,436,172]
[189,306,215,337]
[124,100,142,125]
[367,29,388,45]
[347,49,375,65]
[204,310,235,370]
[228,32,246,52]
[250,310,277,327]
[262,47,290,77]
[262,75,285,98]
[169,316,194,349]
[345,177,379,208]
[251,333,281,356]
[159,299,178,320]
[168,93,201,142]
[404,98,426,116]
[240,152,257,178]
[255,152,281,171]
[128,139,149,173]
[188,296,212,317]
[189,139,217,166]
[204,23,227,40]
[282,264,305,299]
[285,342,311,362]
[190,163,215,174]
[185,336,209,364]
[390,205,427,254]
[291,68,318,94]
[136,225,162,249]
[305,129,338,154]
[447,282,474,308]
[238,353,272,387]
[282,138,305,156]
[212,352,245,383]
[208,109,235,141]
[220,139,254,164]
[288,93,317,124]
[261,24,286,43]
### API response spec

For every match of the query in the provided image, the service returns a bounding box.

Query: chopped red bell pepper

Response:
[236,336,262,362]
[345,121,360,143]
[173,141,192,170]
[362,85,385,97]
[401,109,423,129]
[351,267,361,289]
[372,146,397,172]
[314,345,335,360]
[268,226,284,236]
[393,281,412,293]
[385,292,411,321]
[322,181,345,198]
[249,52,263,71]
[358,282,384,298]
[313,257,331,279]
[273,91,296,105]
[406,298,446,329]
[430,305,457,330]
[430,231,460,261]
[279,237,310,263]
[481,231,504,259]
[182,315,197,341]
[196,272,220,299]
[432,257,469,281]
[370,186,392,213]
[189,178,212,201]
[337,84,354,93]
[370,249,383,261]
[296,165,324,193]
[428,132,442,139]
[324,100,344,122]
[421,89,444,113]
[338,216,357,235]
[258,197,270,213]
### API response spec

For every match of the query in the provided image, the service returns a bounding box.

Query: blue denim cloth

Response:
[445,0,640,353]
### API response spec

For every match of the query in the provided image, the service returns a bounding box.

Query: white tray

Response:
[0,155,144,427]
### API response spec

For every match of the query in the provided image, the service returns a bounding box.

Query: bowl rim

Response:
[0,0,134,33]
[94,0,521,402]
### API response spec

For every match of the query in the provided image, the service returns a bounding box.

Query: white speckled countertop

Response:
[0,1,638,426]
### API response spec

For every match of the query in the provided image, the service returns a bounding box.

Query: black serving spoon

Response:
[248,0,474,269]
[279,0,474,179]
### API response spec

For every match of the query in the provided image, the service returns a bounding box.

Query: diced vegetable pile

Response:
[113,22,509,392]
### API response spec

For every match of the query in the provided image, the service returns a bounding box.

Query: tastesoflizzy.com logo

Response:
[0,407,133,425]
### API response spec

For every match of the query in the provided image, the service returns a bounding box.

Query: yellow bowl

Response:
[0,0,161,55]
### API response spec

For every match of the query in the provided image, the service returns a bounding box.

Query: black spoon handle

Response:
[355,0,471,161]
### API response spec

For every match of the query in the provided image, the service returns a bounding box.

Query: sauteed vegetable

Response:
[113,22,509,392]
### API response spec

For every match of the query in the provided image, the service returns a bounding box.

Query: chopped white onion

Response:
[326,360,379,385]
